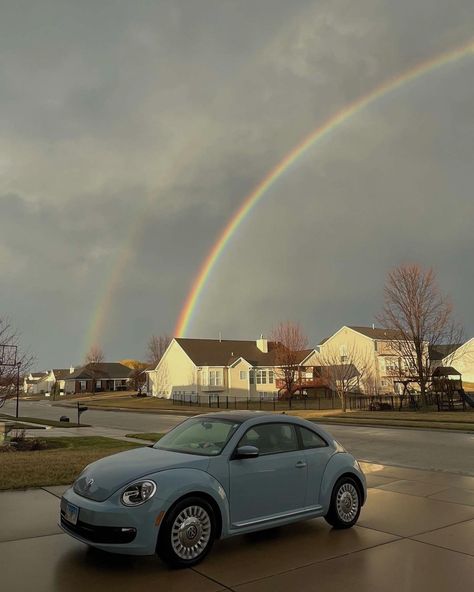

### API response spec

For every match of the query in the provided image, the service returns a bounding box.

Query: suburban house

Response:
[430,339,474,385]
[146,337,320,399]
[318,325,422,395]
[45,368,75,395]
[23,372,49,395]
[63,362,132,394]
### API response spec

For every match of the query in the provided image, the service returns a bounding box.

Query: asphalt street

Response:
[3,400,474,475]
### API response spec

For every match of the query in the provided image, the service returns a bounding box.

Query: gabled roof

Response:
[52,368,72,380]
[66,362,132,381]
[175,338,279,367]
[348,326,405,340]
[174,338,316,368]
[319,326,404,345]
[31,372,48,379]
[429,344,463,361]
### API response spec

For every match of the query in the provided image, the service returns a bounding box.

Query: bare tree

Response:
[0,316,34,401]
[270,322,309,404]
[84,345,105,393]
[319,342,371,412]
[84,344,105,365]
[147,334,171,367]
[377,263,463,406]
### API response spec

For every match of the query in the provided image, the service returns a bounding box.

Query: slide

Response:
[460,391,474,408]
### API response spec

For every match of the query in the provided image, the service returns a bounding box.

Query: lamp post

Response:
[16,362,21,419]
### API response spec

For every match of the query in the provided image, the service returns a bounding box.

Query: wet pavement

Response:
[1,462,473,591]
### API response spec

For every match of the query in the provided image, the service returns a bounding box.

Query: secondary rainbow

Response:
[174,40,474,337]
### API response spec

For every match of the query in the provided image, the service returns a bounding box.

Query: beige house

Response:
[146,337,319,400]
[430,339,474,385]
[319,326,420,395]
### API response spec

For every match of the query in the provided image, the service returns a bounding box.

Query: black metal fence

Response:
[171,390,473,412]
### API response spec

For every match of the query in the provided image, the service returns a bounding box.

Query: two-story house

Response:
[146,337,319,399]
[318,325,422,394]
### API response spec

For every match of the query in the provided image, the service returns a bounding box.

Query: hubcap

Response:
[171,505,211,560]
[336,482,359,522]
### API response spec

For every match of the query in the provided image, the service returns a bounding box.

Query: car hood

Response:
[74,446,210,502]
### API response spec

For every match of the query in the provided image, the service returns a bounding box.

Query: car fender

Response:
[319,453,367,511]
[150,467,231,535]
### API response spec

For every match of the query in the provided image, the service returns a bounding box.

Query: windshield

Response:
[154,417,241,456]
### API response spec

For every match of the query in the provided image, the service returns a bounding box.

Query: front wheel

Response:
[157,497,216,568]
[325,477,361,529]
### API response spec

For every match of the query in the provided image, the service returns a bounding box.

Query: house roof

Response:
[52,368,72,380]
[66,362,132,381]
[175,338,315,368]
[31,372,48,378]
[429,344,463,361]
[432,366,461,377]
[175,338,278,367]
[319,326,404,345]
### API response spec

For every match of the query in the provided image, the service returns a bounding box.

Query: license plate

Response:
[64,502,79,525]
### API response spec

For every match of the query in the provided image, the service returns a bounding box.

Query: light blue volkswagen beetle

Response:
[60,411,366,567]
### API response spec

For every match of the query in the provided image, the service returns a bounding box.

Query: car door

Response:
[229,422,308,526]
[298,426,333,506]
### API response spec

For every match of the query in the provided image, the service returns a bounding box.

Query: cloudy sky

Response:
[1,0,473,369]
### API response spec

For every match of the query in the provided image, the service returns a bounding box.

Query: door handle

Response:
[295,460,307,468]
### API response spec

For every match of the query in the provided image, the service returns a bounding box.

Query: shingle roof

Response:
[52,368,72,380]
[348,326,405,340]
[175,338,314,368]
[66,362,132,380]
[429,344,463,361]
[319,326,404,345]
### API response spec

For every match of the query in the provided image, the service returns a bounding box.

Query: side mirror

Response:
[235,445,259,459]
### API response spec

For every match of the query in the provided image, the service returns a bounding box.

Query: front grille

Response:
[60,514,137,544]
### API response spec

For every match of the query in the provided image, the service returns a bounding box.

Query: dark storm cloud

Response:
[0,0,472,367]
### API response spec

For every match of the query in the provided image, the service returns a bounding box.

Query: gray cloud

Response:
[0,0,472,368]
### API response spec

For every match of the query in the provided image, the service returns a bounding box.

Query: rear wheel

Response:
[325,477,361,529]
[157,497,216,568]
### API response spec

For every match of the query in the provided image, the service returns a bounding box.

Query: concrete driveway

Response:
[1,462,473,592]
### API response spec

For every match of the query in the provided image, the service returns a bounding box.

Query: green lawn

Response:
[125,432,164,442]
[0,436,142,490]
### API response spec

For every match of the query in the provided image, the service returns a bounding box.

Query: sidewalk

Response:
[0,462,472,592]
[23,425,154,444]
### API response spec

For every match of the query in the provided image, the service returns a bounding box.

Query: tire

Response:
[325,476,361,529]
[157,496,216,568]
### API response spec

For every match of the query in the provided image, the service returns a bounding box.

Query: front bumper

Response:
[60,487,164,556]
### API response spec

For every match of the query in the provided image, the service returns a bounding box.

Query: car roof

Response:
[199,410,274,422]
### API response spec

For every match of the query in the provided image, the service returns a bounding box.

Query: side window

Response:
[299,427,327,449]
[238,423,298,455]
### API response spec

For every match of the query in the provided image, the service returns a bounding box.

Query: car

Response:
[59,411,366,568]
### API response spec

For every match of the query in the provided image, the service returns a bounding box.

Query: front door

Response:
[229,423,307,526]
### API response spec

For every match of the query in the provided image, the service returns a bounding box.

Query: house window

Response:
[96,380,101,389]
[340,345,348,363]
[256,370,267,385]
[268,370,274,384]
[240,370,247,380]
[209,369,223,387]
[249,370,255,384]
[79,381,86,391]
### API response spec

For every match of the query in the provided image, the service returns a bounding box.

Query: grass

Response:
[0,436,142,490]
[296,410,474,432]
[125,432,164,442]
[0,414,89,428]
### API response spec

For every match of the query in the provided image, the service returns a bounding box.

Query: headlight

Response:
[121,480,157,506]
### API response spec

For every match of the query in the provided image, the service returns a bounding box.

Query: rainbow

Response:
[174,40,474,337]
